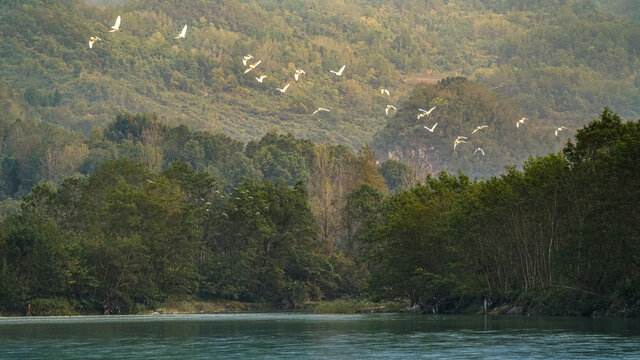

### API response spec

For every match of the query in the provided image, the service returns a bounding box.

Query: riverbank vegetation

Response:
[0,108,638,317]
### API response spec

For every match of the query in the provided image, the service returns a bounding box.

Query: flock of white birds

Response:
[90,16,570,159]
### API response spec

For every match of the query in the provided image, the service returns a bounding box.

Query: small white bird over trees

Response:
[109,16,122,32]
[516,117,528,128]
[276,83,290,93]
[242,54,254,66]
[312,107,330,115]
[424,123,438,132]
[419,106,437,115]
[555,126,568,136]
[380,88,390,96]
[474,148,485,156]
[255,75,267,83]
[385,105,397,116]
[244,60,261,73]
[294,69,305,81]
[330,65,346,76]
[454,138,468,150]
[472,125,488,134]
[175,25,187,39]
[89,36,101,48]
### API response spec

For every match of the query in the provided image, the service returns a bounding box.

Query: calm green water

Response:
[0,313,639,359]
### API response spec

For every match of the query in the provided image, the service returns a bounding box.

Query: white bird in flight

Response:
[474,148,485,156]
[330,65,346,76]
[175,25,187,39]
[472,125,489,134]
[419,106,437,115]
[242,54,254,66]
[255,75,267,83]
[313,107,330,115]
[380,88,390,96]
[294,69,305,81]
[385,105,397,116]
[244,60,261,73]
[454,138,468,150]
[109,16,122,32]
[555,126,568,136]
[424,123,438,132]
[276,83,290,93]
[516,117,528,128]
[89,36,101,48]
[417,112,426,120]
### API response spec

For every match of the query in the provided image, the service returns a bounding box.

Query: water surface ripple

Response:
[1,313,638,359]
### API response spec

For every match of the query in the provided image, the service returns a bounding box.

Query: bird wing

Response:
[385,108,389,116]
[114,16,121,28]
[294,73,299,81]
[180,25,187,37]
[313,109,319,115]
[89,40,93,48]
[244,67,253,73]
[338,65,345,74]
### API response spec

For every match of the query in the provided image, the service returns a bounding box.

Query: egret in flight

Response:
[89,36,101,48]
[555,126,568,136]
[419,106,437,115]
[276,83,290,93]
[516,117,528,128]
[454,138,468,150]
[385,105,397,116]
[256,75,267,83]
[294,69,305,81]
[474,148,485,156]
[242,54,254,66]
[109,16,122,32]
[380,88,390,96]
[424,123,438,132]
[244,60,261,73]
[330,65,346,76]
[175,25,187,39]
[472,125,488,134]
[313,107,330,115]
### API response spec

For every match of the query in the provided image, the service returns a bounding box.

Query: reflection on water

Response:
[1,313,639,359]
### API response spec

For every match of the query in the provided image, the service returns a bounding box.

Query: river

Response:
[1,313,639,359]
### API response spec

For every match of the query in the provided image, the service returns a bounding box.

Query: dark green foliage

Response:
[105,112,165,143]
[363,109,640,315]
[380,160,415,193]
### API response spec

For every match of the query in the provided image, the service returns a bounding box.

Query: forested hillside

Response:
[373,77,563,177]
[0,0,638,164]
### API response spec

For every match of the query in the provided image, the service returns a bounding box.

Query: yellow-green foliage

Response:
[0,0,638,153]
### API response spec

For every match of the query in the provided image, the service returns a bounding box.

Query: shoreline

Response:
[1,297,638,318]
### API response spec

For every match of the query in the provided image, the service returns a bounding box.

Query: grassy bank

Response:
[310,299,411,314]
[145,299,275,315]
